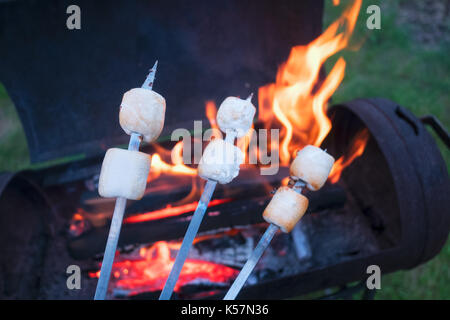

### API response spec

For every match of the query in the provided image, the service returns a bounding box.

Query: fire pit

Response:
[0,0,448,300]
[1,95,447,299]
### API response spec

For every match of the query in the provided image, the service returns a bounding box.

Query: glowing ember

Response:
[68,212,87,237]
[123,198,232,224]
[89,240,238,296]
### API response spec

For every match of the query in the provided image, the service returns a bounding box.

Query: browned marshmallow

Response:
[119,88,166,143]
[263,186,309,233]
[98,148,151,200]
[290,145,335,191]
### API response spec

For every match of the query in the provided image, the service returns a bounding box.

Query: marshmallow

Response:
[197,138,244,184]
[216,96,256,137]
[98,148,151,200]
[119,88,166,143]
[290,145,335,191]
[263,186,309,233]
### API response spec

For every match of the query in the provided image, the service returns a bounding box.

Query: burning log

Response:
[224,145,335,300]
[94,62,164,300]
[67,180,347,260]
[159,94,256,300]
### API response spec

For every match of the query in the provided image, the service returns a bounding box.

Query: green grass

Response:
[323,0,449,299]
[0,0,448,300]
[0,85,29,172]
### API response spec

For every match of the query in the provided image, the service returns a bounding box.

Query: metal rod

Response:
[94,61,158,300]
[223,179,306,300]
[93,196,127,300]
[159,92,252,300]
[159,179,217,300]
[128,132,142,151]
[94,133,141,300]
[224,131,237,144]
[142,60,158,90]
[223,223,279,300]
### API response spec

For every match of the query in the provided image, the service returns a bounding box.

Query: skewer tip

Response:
[142,60,159,90]
[151,60,158,72]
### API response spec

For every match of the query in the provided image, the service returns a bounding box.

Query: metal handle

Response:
[420,115,450,149]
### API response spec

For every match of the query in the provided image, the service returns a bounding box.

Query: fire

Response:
[258,0,362,168]
[148,141,197,181]
[72,1,366,237]
[110,1,365,203]
[90,236,239,296]
[205,100,219,131]
[329,128,370,183]
[81,2,371,298]
[123,198,232,224]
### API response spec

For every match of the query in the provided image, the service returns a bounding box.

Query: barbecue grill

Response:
[0,0,448,300]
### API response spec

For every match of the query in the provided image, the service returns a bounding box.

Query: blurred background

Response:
[0,0,448,299]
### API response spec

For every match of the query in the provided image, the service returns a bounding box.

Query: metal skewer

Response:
[94,61,158,300]
[142,60,158,89]
[159,93,253,300]
[158,178,217,300]
[223,180,305,300]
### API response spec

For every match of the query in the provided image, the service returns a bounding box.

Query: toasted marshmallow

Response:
[263,186,309,233]
[216,96,256,137]
[290,145,335,191]
[98,148,151,200]
[198,138,244,184]
[119,88,166,143]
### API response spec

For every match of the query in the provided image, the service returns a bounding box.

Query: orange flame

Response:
[81,2,370,298]
[329,128,370,183]
[148,142,197,181]
[74,1,366,235]
[142,0,364,196]
[258,0,362,167]
[205,100,219,131]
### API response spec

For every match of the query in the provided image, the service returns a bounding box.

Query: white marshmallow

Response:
[197,138,244,184]
[290,145,335,191]
[263,186,309,233]
[119,88,166,143]
[216,96,256,137]
[98,148,151,200]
